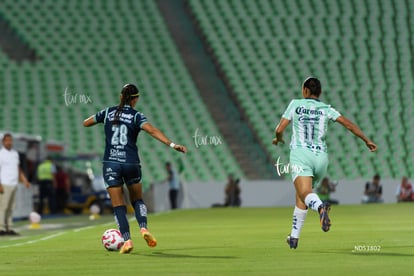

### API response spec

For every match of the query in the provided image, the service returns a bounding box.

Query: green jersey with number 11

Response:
[281,98,341,153]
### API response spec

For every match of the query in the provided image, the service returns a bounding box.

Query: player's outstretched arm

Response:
[142,123,187,153]
[336,116,377,152]
[83,115,97,127]
[272,118,290,145]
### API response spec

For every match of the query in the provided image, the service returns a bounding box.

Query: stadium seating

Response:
[2,0,413,183]
[0,0,244,185]
[188,0,414,179]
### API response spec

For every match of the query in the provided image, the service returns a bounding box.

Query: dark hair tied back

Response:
[113,84,140,125]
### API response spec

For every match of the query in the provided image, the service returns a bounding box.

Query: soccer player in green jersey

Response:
[273,77,377,249]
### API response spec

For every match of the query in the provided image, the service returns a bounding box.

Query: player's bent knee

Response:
[297,189,313,201]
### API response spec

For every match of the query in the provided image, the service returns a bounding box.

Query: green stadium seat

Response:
[0,0,244,185]
[188,0,414,179]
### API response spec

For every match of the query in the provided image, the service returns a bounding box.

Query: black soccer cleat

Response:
[319,202,331,232]
[286,235,299,249]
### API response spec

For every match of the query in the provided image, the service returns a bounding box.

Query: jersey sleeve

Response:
[94,108,108,123]
[281,100,296,120]
[327,106,341,121]
[134,112,148,129]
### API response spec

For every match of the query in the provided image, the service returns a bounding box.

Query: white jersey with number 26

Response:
[281,98,341,153]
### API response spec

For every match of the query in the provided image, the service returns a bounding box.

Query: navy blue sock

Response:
[132,200,148,229]
[113,205,131,241]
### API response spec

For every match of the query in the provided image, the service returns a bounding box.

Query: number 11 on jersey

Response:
[304,123,315,142]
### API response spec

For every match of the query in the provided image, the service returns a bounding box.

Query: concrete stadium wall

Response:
[145,178,402,213]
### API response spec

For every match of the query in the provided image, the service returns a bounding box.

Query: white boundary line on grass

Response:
[0,232,66,249]
[0,221,115,249]
[0,213,164,249]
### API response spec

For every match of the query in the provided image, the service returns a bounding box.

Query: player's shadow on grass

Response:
[138,247,237,259]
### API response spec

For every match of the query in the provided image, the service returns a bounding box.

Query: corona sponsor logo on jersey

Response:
[295,106,324,116]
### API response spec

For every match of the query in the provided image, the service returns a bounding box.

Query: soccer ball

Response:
[101,229,124,251]
[29,212,41,224]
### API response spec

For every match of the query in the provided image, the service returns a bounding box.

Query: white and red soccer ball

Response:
[101,229,124,251]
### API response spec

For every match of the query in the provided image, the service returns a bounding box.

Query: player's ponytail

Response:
[113,84,140,125]
[303,77,322,97]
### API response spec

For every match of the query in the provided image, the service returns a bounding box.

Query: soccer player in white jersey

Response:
[273,77,377,249]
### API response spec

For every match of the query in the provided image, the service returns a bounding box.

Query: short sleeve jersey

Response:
[0,147,20,186]
[95,105,148,163]
[281,98,341,153]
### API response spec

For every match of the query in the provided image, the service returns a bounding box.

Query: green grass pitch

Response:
[0,204,413,275]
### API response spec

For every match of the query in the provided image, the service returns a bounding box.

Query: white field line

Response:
[0,214,163,249]
[0,221,116,249]
[0,232,66,249]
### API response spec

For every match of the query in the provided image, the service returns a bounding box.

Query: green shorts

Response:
[289,148,328,188]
